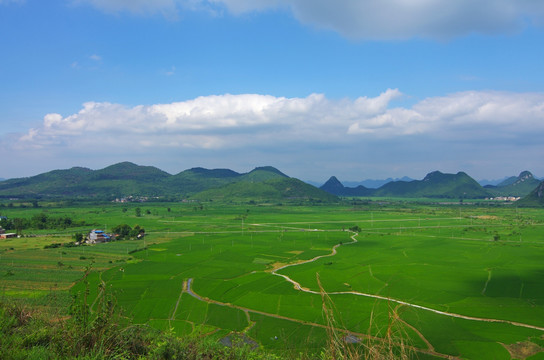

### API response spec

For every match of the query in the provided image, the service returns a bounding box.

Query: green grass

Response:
[1,201,544,359]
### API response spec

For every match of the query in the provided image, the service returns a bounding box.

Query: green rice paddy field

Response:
[1,201,544,359]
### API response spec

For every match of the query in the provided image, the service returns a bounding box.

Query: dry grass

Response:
[317,273,415,360]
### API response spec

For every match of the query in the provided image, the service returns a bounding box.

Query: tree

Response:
[349,225,362,233]
[73,232,84,243]
[130,225,145,239]
[135,207,141,217]
[112,224,132,239]
[13,218,24,236]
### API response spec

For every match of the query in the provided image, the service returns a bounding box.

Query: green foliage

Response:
[0,284,285,360]
[349,225,361,232]
[112,224,145,240]
[73,232,84,243]
[1,213,84,232]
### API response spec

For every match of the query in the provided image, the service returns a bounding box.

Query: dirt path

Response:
[169,280,186,323]
[185,277,457,359]
[270,232,544,332]
[180,225,542,359]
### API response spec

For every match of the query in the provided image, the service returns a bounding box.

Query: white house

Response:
[86,229,110,244]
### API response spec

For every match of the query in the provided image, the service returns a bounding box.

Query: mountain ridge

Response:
[321,170,492,199]
[1,163,542,203]
[0,162,324,201]
[484,171,541,197]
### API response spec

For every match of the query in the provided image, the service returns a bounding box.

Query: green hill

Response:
[239,166,289,182]
[192,176,337,202]
[484,171,541,197]
[0,163,334,202]
[517,181,544,207]
[0,162,170,198]
[373,171,491,198]
[163,167,242,196]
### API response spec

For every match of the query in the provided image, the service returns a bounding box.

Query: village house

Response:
[86,229,110,244]
[0,226,16,239]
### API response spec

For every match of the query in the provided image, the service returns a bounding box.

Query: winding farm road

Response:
[184,277,458,359]
[270,231,544,332]
[180,226,543,359]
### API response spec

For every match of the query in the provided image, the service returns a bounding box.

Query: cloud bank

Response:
[3,89,544,179]
[9,89,544,156]
[75,0,544,39]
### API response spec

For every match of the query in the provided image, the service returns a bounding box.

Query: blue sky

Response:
[1,0,544,183]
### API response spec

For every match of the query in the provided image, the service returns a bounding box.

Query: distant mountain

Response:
[373,171,490,199]
[344,176,414,189]
[478,177,511,187]
[6,163,532,201]
[0,178,5,182]
[517,181,544,207]
[484,171,541,197]
[0,162,332,202]
[320,171,490,199]
[320,176,373,196]
[320,176,345,195]
[0,162,170,198]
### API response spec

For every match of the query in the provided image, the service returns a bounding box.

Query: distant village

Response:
[486,196,521,201]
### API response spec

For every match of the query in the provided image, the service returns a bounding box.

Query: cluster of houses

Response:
[486,196,521,201]
[0,226,17,239]
[112,196,149,203]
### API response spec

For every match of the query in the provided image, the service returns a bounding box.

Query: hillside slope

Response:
[517,181,544,207]
[0,163,331,202]
[192,175,337,202]
[373,171,491,198]
[0,162,170,198]
[485,171,541,197]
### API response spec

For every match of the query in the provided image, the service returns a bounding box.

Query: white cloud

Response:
[213,0,544,39]
[4,90,544,179]
[15,90,544,152]
[89,54,102,61]
[74,0,544,39]
[348,91,544,139]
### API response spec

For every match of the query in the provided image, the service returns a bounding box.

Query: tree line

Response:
[0,212,86,234]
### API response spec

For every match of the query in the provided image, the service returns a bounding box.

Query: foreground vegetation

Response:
[1,199,544,359]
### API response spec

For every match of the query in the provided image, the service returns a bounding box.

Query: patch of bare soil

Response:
[502,341,542,359]
[473,215,499,220]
